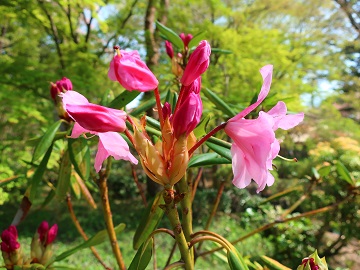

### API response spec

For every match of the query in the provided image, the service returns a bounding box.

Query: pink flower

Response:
[37,221,58,245]
[1,226,20,253]
[50,77,72,102]
[62,91,127,133]
[173,79,203,138]
[181,40,211,86]
[165,41,174,59]
[224,65,304,192]
[108,49,158,91]
[62,91,138,172]
[179,33,193,47]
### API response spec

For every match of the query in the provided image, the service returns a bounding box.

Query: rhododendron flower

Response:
[62,91,138,172]
[37,221,58,246]
[165,41,174,59]
[62,91,127,133]
[108,48,158,91]
[224,65,304,192]
[181,40,211,86]
[179,33,193,47]
[1,225,20,253]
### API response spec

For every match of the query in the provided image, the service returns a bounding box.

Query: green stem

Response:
[163,189,194,270]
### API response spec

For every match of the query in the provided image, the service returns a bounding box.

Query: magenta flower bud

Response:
[165,41,174,59]
[179,33,193,47]
[1,226,20,253]
[46,224,58,245]
[37,221,58,246]
[180,40,211,86]
[37,221,49,243]
[173,92,202,138]
[62,91,127,133]
[108,49,158,91]
[162,102,172,120]
[56,77,73,91]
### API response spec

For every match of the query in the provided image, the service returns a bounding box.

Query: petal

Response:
[70,122,91,138]
[95,132,138,172]
[277,112,304,130]
[230,65,273,121]
[61,90,89,107]
[266,101,304,130]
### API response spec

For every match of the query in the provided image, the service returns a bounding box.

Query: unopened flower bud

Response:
[50,77,72,102]
[162,102,172,120]
[297,250,328,270]
[31,221,58,265]
[165,41,174,59]
[1,226,22,267]
[180,40,211,86]
[179,33,193,47]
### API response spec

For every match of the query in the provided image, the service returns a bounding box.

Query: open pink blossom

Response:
[181,40,211,86]
[62,91,127,133]
[62,91,138,172]
[108,49,158,91]
[224,65,304,192]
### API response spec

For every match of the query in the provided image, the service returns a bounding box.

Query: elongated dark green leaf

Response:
[129,238,153,270]
[130,92,167,116]
[27,131,67,147]
[336,161,354,185]
[155,21,184,50]
[211,48,233,54]
[188,153,231,168]
[261,256,291,270]
[56,149,72,200]
[51,223,126,264]
[109,91,141,109]
[227,250,249,270]
[206,142,232,161]
[188,31,207,49]
[133,192,164,249]
[193,115,211,138]
[30,145,53,202]
[207,136,232,149]
[203,88,236,117]
[68,138,90,181]
[32,121,62,162]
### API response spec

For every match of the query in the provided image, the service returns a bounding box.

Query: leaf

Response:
[70,175,81,199]
[188,31,207,49]
[260,186,302,205]
[29,145,53,202]
[155,21,184,50]
[133,192,164,250]
[227,250,249,270]
[211,48,233,54]
[312,167,320,180]
[193,114,211,138]
[336,161,355,185]
[51,223,126,264]
[129,238,153,270]
[318,165,331,177]
[74,173,97,209]
[32,121,62,162]
[108,90,141,109]
[27,131,67,147]
[206,142,232,161]
[68,138,90,181]
[261,256,291,270]
[56,149,72,200]
[207,136,232,149]
[203,88,236,117]
[188,153,231,168]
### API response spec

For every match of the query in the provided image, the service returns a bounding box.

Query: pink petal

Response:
[266,101,304,130]
[61,90,89,107]
[94,132,138,172]
[231,65,273,121]
[46,224,58,245]
[70,122,91,138]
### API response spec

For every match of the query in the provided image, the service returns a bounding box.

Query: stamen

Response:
[113,45,121,57]
[277,155,298,162]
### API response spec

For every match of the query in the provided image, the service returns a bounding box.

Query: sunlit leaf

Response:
[188,31,207,49]
[203,88,236,117]
[261,256,291,270]
[206,142,232,161]
[108,90,140,109]
[156,21,184,50]
[193,114,211,138]
[32,121,62,162]
[227,250,249,270]
[188,153,231,167]
[336,161,355,185]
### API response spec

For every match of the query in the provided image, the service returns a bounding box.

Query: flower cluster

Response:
[56,37,303,191]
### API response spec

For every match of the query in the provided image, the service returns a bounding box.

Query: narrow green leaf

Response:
[193,114,211,138]
[27,131,67,147]
[70,175,81,199]
[41,189,55,208]
[129,238,153,270]
[336,161,354,185]
[211,48,233,54]
[227,250,248,270]
[188,31,207,49]
[32,121,62,162]
[206,142,232,161]
[260,186,302,205]
[155,21,184,50]
[133,192,164,249]
[207,136,232,149]
[203,88,236,117]
[56,149,72,200]
[188,153,231,168]
[130,92,167,116]
[30,145,53,202]
[68,138,90,181]
[108,91,141,109]
[261,256,291,270]
[52,224,126,263]
[318,165,331,177]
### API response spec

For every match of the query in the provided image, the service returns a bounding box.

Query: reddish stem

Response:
[173,85,186,114]
[188,122,227,156]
